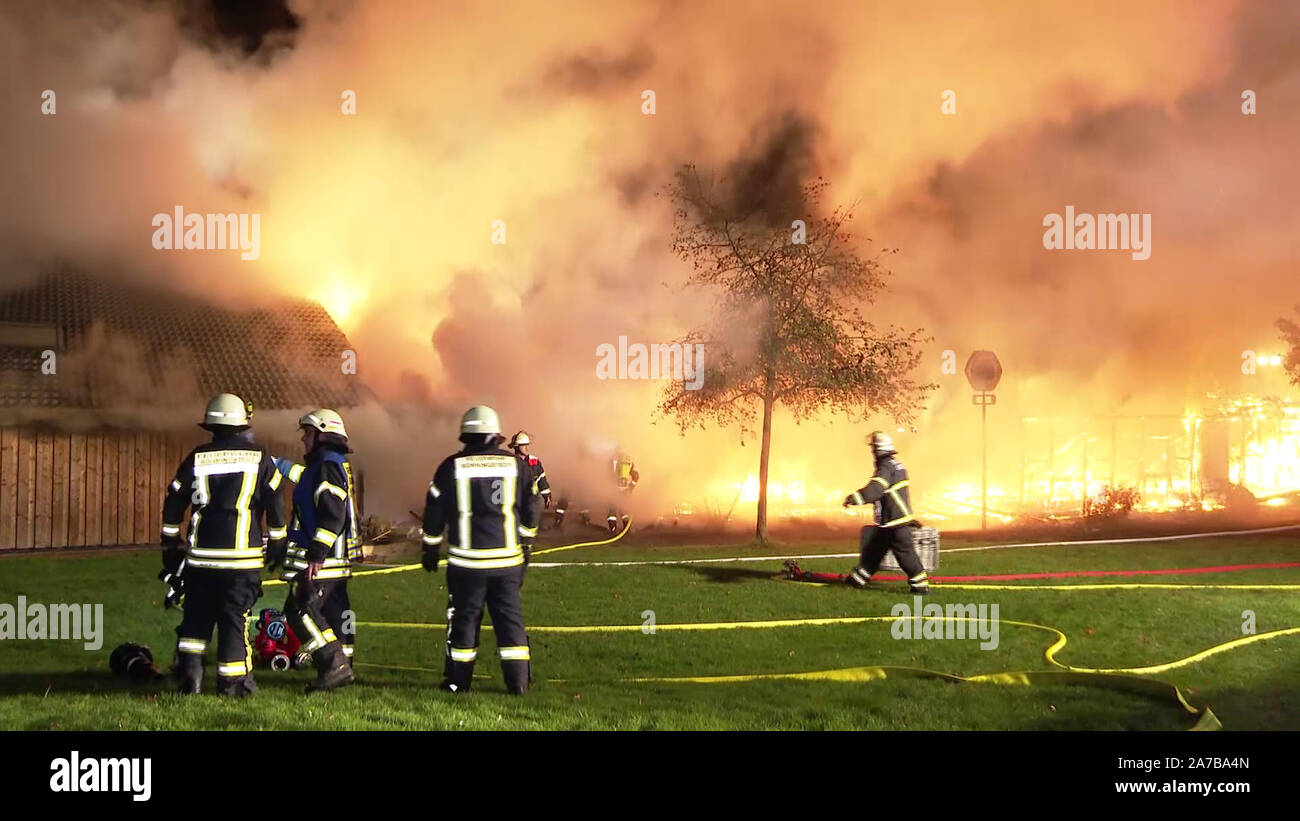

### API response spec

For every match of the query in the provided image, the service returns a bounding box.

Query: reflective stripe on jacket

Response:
[850,455,914,527]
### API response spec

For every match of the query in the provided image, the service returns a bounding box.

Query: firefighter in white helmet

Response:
[160,393,288,695]
[841,431,929,594]
[265,408,361,692]
[509,431,552,509]
[421,405,541,694]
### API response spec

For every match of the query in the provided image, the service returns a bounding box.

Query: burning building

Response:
[1015,396,1300,519]
[0,269,365,550]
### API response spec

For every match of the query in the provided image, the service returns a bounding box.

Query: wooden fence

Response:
[0,427,302,550]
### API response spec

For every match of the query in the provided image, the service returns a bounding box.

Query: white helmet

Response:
[299,409,348,439]
[202,393,251,428]
[868,430,895,456]
[510,430,531,447]
[460,405,501,435]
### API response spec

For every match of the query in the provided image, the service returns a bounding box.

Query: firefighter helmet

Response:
[109,642,164,681]
[510,431,531,447]
[460,405,501,435]
[202,393,251,428]
[299,409,348,440]
[869,430,896,455]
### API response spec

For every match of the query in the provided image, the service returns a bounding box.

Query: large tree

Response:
[659,165,934,543]
[1278,307,1300,383]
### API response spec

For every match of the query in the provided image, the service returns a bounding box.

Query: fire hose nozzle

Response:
[271,653,292,672]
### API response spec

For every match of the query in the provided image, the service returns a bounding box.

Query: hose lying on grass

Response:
[262,518,633,587]
[355,600,1300,731]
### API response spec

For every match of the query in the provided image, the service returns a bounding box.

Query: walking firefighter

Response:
[840,430,930,594]
[264,409,362,692]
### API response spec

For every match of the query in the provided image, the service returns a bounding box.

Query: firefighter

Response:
[509,431,552,509]
[607,447,638,533]
[842,431,929,594]
[264,409,360,692]
[160,393,288,696]
[267,409,364,669]
[421,405,540,695]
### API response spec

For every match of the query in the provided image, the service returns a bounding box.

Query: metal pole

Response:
[1048,418,1055,510]
[982,396,988,530]
[1019,416,1025,508]
[1082,431,1089,506]
[1139,417,1147,498]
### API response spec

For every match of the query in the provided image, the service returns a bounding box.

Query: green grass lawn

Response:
[1,531,1298,730]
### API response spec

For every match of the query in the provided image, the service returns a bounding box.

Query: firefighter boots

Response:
[306,644,355,693]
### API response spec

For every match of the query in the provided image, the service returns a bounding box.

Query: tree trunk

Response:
[755,368,776,544]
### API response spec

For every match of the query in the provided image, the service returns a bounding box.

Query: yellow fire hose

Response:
[263,517,633,587]
[532,517,633,556]
[352,598,1300,730]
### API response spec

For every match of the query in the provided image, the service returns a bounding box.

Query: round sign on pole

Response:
[965,350,1003,392]
[964,350,1001,530]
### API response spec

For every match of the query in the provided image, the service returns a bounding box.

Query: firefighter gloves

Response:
[157,567,185,609]
[161,545,186,574]
[264,539,288,572]
[422,547,441,573]
[293,577,322,610]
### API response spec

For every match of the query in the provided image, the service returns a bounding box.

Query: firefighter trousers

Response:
[443,566,530,694]
[283,576,349,673]
[174,569,262,695]
[439,566,524,681]
[321,579,355,662]
[854,525,929,591]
